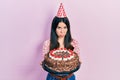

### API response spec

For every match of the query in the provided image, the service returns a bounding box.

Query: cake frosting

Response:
[43,48,80,72]
[49,48,74,61]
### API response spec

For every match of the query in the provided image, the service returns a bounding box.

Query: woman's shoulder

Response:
[71,38,79,46]
[72,38,79,43]
[44,39,50,43]
[42,39,50,47]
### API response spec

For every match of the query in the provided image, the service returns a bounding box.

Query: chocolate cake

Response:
[42,48,80,73]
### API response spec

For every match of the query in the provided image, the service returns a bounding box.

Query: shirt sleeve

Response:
[72,39,80,54]
[72,39,82,63]
[42,40,50,56]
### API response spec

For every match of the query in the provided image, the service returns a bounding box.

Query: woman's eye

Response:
[64,26,67,29]
[57,26,61,29]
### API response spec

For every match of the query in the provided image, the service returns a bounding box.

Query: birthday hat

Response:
[57,3,67,18]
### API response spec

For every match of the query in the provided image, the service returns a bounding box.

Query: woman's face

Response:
[56,22,68,38]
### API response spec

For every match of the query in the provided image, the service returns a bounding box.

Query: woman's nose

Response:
[60,28,64,32]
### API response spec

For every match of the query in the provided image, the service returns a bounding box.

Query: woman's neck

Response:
[58,37,65,48]
[58,37,64,41]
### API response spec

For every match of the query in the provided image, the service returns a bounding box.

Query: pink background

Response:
[0,0,120,80]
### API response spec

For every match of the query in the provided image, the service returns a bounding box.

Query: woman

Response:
[42,3,81,80]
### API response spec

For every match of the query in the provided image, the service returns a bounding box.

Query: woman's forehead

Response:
[58,22,66,26]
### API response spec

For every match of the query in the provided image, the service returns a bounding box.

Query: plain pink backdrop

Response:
[0,0,120,80]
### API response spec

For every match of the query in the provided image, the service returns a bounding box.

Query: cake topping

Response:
[49,48,74,61]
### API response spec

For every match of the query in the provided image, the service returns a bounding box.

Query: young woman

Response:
[42,3,81,80]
